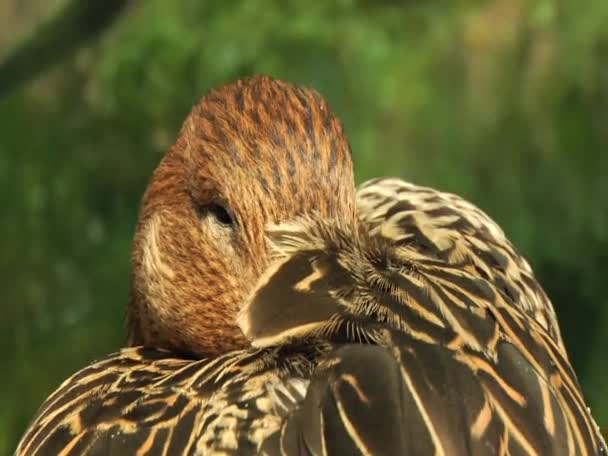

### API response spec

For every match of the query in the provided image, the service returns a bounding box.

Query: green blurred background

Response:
[1,0,606,451]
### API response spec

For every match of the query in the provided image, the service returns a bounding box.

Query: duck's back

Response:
[17,177,606,455]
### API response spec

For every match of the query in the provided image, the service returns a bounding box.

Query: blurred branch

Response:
[0,0,130,98]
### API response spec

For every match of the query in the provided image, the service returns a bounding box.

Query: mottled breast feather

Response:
[17,178,606,455]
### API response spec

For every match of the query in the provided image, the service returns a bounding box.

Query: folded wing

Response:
[240,177,606,455]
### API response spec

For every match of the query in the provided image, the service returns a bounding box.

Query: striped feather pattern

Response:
[17,177,606,455]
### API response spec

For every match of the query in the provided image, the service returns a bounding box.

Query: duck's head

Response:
[128,76,356,357]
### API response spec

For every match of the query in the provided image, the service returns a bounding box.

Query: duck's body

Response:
[18,179,606,455]
[17,77,606,455]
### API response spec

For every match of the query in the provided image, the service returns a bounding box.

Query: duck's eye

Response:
[209,203,234,226]
[199,202,235,227]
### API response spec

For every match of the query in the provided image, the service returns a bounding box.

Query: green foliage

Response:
[1,0,607,451]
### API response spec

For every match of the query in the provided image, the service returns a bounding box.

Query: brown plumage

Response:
[127,76,356,357]
[17,76,606,455]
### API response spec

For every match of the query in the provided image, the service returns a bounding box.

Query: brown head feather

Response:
[127,76,356,357]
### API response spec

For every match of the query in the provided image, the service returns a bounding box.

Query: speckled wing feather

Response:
[17,177,607,455]
[240,177,606,454]
[356,177,564,347]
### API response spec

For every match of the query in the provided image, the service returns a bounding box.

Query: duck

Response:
[16,76,606,455]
